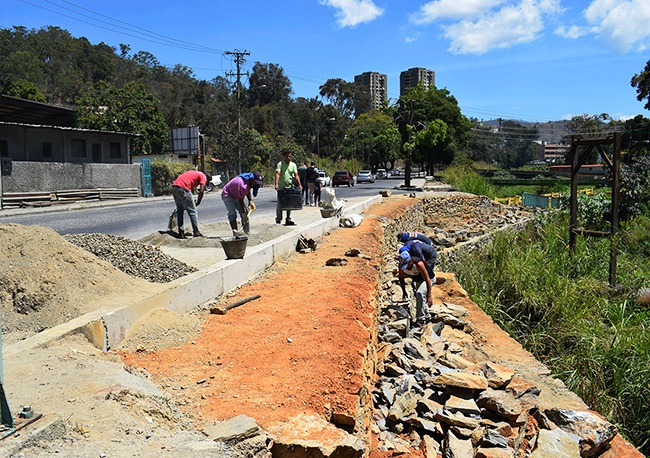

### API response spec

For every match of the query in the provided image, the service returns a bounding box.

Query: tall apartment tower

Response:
[354,72,387,110]
[400,67,436,95]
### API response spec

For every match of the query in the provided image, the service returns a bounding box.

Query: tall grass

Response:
[451,212,650,453]
[440,165,496,198]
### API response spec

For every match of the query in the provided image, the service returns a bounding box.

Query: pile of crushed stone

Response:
[0,223,159,341]
[64,233,197,283]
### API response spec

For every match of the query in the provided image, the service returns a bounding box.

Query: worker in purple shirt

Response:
[397,231,433,246]
[398,240,438,327]
[221,172,264,235]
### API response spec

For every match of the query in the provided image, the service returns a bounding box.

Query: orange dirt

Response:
[118,198,415,439]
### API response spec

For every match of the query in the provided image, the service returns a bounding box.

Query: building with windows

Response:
[354,72,387,110]
[538,141,569,163]
[0,95,131,164]
[400,67,436,95]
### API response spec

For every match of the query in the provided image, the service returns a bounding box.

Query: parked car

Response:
[390,169,401,176]
[332,171,354,187]
[356,170,375,183]
[317,170,331,187]
[376,168,387,179]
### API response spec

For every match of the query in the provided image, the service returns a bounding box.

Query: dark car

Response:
[332,171,354,187]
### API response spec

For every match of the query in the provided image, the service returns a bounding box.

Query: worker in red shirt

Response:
[171,170,211,238]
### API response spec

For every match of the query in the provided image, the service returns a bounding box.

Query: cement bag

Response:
[339,214,363,228]
[322,187,344,211]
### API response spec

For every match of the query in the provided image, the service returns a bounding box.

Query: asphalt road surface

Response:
[0,178,403,240]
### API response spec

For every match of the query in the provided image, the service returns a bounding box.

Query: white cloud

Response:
[442,0,562,55]
[320,0,384,27]
[411,0,505,24]
[554,24,589,39]
[583,0,650,53]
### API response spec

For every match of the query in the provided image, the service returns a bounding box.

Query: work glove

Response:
[247,201,256,216]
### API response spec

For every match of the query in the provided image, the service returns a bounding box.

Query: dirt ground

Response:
[119,203,389,431]
[1,196,640,457]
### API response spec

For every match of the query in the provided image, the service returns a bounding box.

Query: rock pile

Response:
[421,195,536,249]
[64,233,197,283]
[373,277,618,456]
[373,197,620,457]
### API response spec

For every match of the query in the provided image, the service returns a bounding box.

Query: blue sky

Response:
[4,0,650,122]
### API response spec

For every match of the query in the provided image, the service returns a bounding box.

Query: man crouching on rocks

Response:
[398,240,438,328]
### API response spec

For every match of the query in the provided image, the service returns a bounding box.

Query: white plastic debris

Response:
[339,214,363,228]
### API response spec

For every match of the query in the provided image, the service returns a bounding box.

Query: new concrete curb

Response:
[4,195,382,356]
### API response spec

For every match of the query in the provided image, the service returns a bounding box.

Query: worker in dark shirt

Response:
[397,231,433,246]
[398,240,438,327]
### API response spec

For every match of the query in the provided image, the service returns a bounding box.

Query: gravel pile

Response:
[64,233,197,283]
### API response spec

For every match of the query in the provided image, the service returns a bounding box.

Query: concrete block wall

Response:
[2,161,142,193]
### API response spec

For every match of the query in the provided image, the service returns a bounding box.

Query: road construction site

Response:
[0,184,643,457]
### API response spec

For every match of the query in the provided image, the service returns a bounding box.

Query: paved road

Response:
[0,177,409,240]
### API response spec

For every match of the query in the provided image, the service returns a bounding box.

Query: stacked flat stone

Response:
[374,271,617,457]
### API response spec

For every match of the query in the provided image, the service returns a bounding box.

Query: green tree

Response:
[395,84,471,175]
[75,81,169,154]
[346,111,400,170]
[494,119,540,168]
[621,115,650,159]
[3,79,46,102]
[631,59,650,110]
[319,78,370,118]
[246,62,292,107]
[468,119,500,166]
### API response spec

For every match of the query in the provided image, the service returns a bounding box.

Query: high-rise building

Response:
[354,72,387,110]
[400,67,436,95]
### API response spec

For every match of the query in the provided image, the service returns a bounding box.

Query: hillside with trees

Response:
[2,25,650,176]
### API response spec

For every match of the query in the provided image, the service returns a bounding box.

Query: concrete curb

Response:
[4,195,383,355]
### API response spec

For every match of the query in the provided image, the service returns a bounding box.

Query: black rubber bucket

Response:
[280,188,303,210]
[219,236,248,259]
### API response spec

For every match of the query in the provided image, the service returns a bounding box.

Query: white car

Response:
[317,170,331,187]
[356,170,375,183]
[376,168,387,179]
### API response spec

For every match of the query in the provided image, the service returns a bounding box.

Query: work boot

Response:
[229,219,238,235]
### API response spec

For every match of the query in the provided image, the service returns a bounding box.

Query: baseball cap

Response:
[399,251,411,270]
[252,172,263,197]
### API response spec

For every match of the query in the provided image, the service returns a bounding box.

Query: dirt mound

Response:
[0,223,161,344]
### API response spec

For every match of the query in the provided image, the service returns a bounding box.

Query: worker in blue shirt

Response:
[398,240,438,327]
[397,231,433,246]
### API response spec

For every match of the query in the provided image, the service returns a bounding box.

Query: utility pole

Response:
[225,49,250,173]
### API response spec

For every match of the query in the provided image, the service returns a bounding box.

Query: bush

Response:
[150,160,194,196]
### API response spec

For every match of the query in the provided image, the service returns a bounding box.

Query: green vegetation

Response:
[439,165,496,198]
[150,160,193,196]
[0,25,471,178]
[449,212,650,453]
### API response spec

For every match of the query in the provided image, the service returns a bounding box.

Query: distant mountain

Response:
[482,119,568,144]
